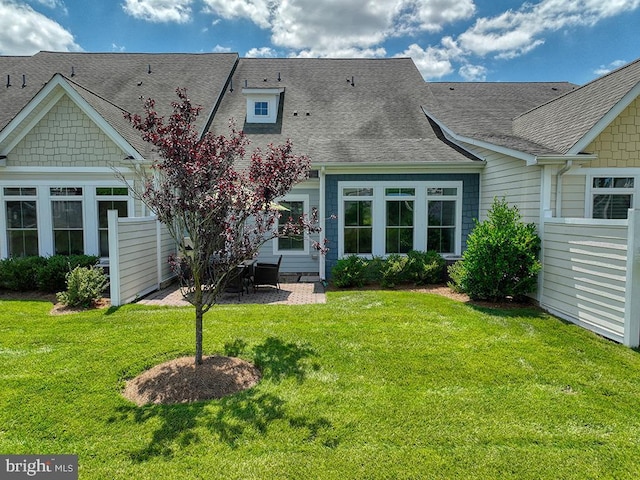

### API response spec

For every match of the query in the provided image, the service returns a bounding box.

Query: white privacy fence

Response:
[107,211,176,306]
[540,210,640,347]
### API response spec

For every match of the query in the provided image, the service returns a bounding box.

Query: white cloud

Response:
[401,0,640,78]
[0,1,80,55]
[459,63,487,81]
[395,43,454,79]
[212,44,232,53]
[245,46,278,58]
[458,0,640,59]
[32,0,67,14]
[122,0,193,24]
[201,0,272,28]
[201,0,474,56]
[594,59,628,76]
[111,43,126,52]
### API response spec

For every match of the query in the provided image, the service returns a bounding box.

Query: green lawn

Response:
[1,291,640,479]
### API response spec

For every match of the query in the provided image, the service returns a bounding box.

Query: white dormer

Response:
[243,88,284,124]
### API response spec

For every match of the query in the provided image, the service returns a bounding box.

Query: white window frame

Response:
[96,186,131,258]
[273,194,309,256]
[3,187,39,257]
[0,179,133,258]
[338,180,463,259]
[585,170,638,219]
[243,88,282,124]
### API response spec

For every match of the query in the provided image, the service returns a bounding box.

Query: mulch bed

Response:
[122,355,261,406]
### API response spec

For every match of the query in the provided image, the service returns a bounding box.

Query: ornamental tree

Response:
[124,88,322,365]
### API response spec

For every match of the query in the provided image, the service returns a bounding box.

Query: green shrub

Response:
[0,256,47,291]
[37,255,99,292]
[379,254,408,288]
[364,256,385,285]
[56,265,109,308]
[405,250,446,285]
[448,198,541,301]
[331,255,368,288]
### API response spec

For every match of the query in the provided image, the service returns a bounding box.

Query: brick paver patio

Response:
[137,281,326,307]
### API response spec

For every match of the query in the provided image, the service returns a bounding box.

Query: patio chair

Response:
[253,255,282,291]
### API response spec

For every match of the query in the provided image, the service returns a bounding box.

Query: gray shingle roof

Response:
[209,57,481,167]
[424,81,578,155]
[0,51,238,154]
[513,58,640,154]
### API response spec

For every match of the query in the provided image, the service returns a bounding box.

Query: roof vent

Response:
[277,72,281,81]
[137,81,143,86]
[306,112,311,116]
[551,87,558,91]
[449,87,455,90]
[6,75,10,88]
[71,66,75,77]
[147,64,152,74]
[293,111,298,116]
[21,74,26,88]
[351,76,355,87]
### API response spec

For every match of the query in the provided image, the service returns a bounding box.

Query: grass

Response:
[1,290,640,479]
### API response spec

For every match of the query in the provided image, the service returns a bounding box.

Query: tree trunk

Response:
[194,280,204,366]
[195,303,203,365]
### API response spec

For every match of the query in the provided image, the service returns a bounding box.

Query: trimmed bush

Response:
[332,250,446,289]
[37,255,99,292]
[0,256,47,291]
[448,197,541,301]
[56,265,109,308]
[331,255,369,288]
[379,254,408,288]
[405,250,446,285]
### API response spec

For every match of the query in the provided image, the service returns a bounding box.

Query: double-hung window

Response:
[343,188,373,255]
[426,187,458,254]
[591,177,634,219]
[275,195,308,254]
[385,188,414,254]
[97,187,129,257]
[5,187,38,257]
[51,187,84,255]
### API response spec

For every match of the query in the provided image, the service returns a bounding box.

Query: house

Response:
[0,51,638,346]
[423,58,640,346]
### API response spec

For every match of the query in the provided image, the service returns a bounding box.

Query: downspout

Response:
[319,166,326,280]
[555,160,573,218]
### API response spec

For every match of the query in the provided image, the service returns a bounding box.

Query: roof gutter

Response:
[313,161,486,172]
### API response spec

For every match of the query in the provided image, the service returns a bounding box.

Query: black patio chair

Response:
[253,255,282,291]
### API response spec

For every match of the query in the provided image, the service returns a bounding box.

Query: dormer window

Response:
[243,88,284,124]
[254,101,269,117]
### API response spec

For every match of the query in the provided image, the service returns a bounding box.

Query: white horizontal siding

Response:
[561,173,586,218]
[541,220,628,341]
[117,219,159,303]
[467,145,541,223]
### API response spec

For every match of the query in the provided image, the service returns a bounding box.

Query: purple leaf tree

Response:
[125,88,323,365]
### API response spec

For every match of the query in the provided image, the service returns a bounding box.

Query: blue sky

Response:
[1,0,639,84]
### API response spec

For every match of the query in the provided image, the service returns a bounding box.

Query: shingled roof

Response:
[513,58,640,154]
[209,57,480,167]
[424,81,578,156]
[0,51,238,155]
